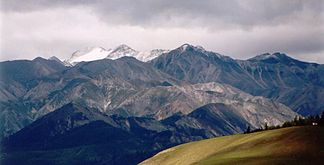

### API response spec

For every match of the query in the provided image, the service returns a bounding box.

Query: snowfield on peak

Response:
[65,47,112,65]
[64,45,169,66]
[106,44,138,60]
[136,49,170,61]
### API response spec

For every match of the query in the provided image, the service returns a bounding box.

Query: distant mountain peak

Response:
[48,56,66,65]
[32,57,45,61]
[247,52,317,70]
[71,47,108,57]
[195,45,206,51]
[107,44,138,59]
[179,43,203,52]
[180,43,192,50]
[249,52,294,62]
[48,56,61,61]
[173,44,232,60]
[114,44,134,50]
[174,44,209,57]
[64,46,112,65]
[272,52,290,58]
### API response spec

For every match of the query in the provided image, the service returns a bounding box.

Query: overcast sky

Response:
[0,0,323,63]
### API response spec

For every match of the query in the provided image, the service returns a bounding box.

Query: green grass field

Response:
[140,126,324,165]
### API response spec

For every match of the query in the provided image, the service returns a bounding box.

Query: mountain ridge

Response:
[150,45,324,116]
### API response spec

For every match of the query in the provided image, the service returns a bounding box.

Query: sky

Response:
[0,0,323,63]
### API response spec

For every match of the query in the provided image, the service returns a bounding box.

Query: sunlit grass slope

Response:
[140,126,324,165]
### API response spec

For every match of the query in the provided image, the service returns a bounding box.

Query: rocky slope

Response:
[0,57,179,139]
[238,53,324,115]
[111,82,296,125]
[151,44,324,116]
[0,57,67,138]
[1,102,296,165]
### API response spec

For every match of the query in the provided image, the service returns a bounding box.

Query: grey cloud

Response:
[2,0,323,28]
[1,0,93,12]
[0,0,323,63]
[197,23,324,61]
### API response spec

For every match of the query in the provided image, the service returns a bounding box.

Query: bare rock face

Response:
[0,57,179,138]
[151,45,324,116]
[112,82,296,126]
[239,53,324,116]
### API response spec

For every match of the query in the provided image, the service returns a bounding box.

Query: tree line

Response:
[244,111,324,134]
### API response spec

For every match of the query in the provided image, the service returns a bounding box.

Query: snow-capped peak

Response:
[179,43,194,51]
[114,44,134,51]
[106,44,138,60]
[181,44,190,50]
[107,45,169,61]
[250,53,274,60]
[175,44,232,61]
[64,44,169,65]
[178,44,207,53]
[64,47,112,65]
[249,52,290,61]
[136,49,169,62]
[195,45,206,52]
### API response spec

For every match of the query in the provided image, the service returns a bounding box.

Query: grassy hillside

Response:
[140,126,324,165]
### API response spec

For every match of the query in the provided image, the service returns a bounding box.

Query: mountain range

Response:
[56,43,324,117]
[0,43,323,165]
[151,44,324,116]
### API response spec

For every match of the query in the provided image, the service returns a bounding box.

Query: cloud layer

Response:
[1,0,323,63]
